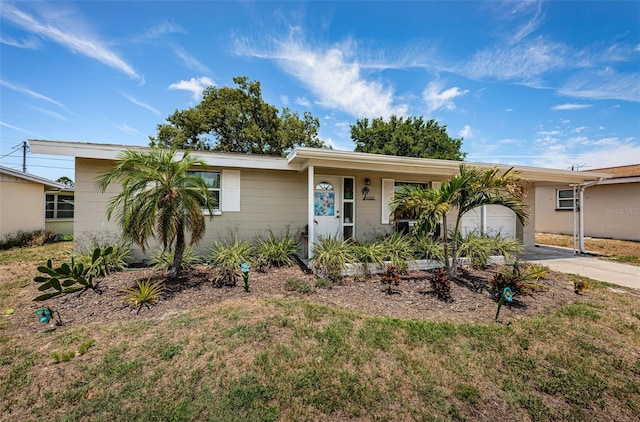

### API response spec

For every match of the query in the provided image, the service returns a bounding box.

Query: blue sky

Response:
[1,0,639,181]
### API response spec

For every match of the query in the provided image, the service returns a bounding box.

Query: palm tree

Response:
[392,164,529,277]
[96,148,215,279]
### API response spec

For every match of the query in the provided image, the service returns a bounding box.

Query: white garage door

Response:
[460,205,517,239]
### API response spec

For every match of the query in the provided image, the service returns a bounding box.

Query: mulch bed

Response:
[9,263,585,334]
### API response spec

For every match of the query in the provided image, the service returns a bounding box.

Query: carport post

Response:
[307,164,315,259]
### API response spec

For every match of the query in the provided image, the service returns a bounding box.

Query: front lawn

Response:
[1,243,639,421]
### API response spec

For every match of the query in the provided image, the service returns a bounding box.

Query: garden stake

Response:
[495,287,513,322]
[241,262,251,292]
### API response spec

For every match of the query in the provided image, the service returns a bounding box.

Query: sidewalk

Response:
[520,245,640,290]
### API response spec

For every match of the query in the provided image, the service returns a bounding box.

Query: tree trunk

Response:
[442,215,451,276]
[450,215,463,278]
[170,223,186,280]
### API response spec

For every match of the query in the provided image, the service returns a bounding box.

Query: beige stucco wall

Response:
[0,175,46,238]
[75,158,310,261]
[536,183,640,241]
[76,158,538,261]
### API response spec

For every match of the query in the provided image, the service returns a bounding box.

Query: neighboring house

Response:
[536,164,640,241]
[0,165,68,239]
[30,140,608,261]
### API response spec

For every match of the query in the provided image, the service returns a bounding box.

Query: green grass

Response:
[610,255,640,264]
[1,245,639,421]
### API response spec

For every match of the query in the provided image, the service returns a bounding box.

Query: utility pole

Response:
[22,141,29,172]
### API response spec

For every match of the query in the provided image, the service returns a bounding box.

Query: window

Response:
[382,179,432,224]
[394,181,430,193]
[186,170,241,213]
[189,171,221,211]
[557,189,577,210]
[45,194,74,219]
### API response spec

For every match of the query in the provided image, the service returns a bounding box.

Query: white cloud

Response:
[0,34,41,49]
[121,93,161,115]
[31,106,66,121]
[1,3,142,82]
[114,123,142,137]
[464,37,567,85]
[172,45,210,74]
[572,126,588,133]
[423,81,468,113]
[233,33,407,118]
[550,103,593,111]
[459,125,473,138]
[509,0,544,44]
[139,20,184,41]
[504,108,514,113]
[558,71,640,102]
[0,79,67,108]
[532,144,640,170]
[295,97,311,107]
[280,95,289,105]
[168,76,215,101]
[0,121,35,135]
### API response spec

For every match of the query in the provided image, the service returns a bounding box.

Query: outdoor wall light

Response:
[364,178,371,186]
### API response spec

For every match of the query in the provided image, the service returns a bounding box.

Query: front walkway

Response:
[520,245,640,290]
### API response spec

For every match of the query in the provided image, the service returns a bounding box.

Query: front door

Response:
[314,175,342,239]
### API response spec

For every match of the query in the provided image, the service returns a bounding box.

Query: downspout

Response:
[578,178,604,254]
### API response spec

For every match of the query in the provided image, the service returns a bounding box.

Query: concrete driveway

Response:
[520,245,640,290]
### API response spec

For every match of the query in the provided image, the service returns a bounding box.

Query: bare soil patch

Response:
[7,262,587,334]
[536,232,640,265]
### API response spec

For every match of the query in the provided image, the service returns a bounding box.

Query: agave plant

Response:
[122,278,166,314]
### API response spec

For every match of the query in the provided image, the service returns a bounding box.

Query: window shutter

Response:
[221,170,240,212]
[381,178,394,224]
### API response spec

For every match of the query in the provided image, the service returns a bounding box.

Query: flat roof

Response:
[29,139,611,185]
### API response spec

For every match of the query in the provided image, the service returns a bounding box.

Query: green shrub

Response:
[255,229,299,269]
[379,232,414,273]
[489,235,524,262]
[310,234,355,282]
[151,246,201,271]
[1,229,60,250]
[353,241,386,278]
[209,238,254,286]
[122,278,166,314]
[76,233,131,276]
[456,231,493,268]
[490,260,549,295]
[411,235,445,262]
[33,248,112,301]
